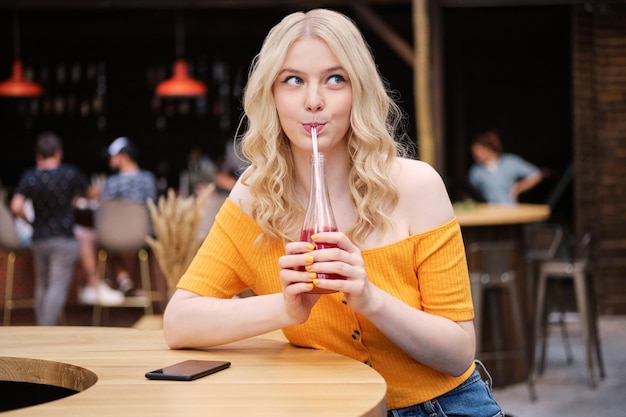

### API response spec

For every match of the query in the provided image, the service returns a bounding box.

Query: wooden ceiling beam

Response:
[0,0,411,10]
[350,2,414,68]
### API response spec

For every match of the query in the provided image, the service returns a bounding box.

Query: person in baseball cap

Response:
[107,136,138,161]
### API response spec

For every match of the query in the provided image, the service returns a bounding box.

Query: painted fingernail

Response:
[313,279,320,285]
[305,265,313,271]
[308,272,317,279]
[306,283,315,289]
[305,255,314,263]
[311,234,318,241]
[306,243,315,250]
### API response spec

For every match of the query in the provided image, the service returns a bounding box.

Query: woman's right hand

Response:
[278,241,322,325]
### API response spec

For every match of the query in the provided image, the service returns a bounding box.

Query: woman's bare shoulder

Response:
[394,158,445,189]
[227,179,254,216]
[392,158,455,233]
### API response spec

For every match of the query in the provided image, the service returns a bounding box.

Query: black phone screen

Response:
[145,360,231,381]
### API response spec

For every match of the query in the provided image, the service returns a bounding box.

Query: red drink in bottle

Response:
[299,226,344,293]
[300,135,344,294]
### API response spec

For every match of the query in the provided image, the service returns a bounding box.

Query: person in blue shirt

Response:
[468,130,542,205]
[101,137,157,204]
[77,136,157,304]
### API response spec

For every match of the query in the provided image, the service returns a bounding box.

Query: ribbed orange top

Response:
[178,198,475,409]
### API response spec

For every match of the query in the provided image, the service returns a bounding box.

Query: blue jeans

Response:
[388,361,504,417]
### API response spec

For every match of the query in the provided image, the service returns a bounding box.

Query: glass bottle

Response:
[300,153,343,294]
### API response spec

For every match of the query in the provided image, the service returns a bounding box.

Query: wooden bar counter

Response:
[0,326,387,416]
[454,203,550,227]
[454,202,550,387]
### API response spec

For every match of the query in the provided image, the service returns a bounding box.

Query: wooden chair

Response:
[0,202,33,326]
[91,200,164,326]
[467,240,536,400]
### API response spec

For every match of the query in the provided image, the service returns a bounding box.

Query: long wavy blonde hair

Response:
[238,8,406,245]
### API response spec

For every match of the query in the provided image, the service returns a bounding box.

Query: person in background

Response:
[11,132,96,325]
[77,136,157,303]
[163,9,503,417]
[74,169,125,305]
[100,136,157,295]
[215,139,247,193]
[1,178,33,245]
[194,140,247,239]
[468,129,543,205]
[14,198,34,246]
[179,147,216,198]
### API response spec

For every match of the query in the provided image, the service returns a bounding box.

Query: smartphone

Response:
[145,360,231,381]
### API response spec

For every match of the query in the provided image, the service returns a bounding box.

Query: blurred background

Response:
[1,0,624,315]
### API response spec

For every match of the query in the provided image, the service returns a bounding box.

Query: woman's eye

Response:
[281,75,304,85]
[327,74,346,85]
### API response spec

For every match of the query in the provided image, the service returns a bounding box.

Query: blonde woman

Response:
[164,9,503,417]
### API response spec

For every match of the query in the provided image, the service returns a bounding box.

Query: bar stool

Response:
[531,232,605,388]
[524,222,564,297]
[1,202,34,325]
[467,240,536,400]
[523,223,571,359]
[91,200,165,326]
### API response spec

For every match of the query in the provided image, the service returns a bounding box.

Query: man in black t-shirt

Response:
[11,132,95,325]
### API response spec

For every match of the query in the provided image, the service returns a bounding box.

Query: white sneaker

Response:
[96,282,125,305]
[78,286,98,305]
[79,283,124,306]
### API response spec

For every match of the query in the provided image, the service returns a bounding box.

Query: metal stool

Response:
[524,222,564,306]
[468,240,535,400]
[531,232,605,388]
[523,223,571,369]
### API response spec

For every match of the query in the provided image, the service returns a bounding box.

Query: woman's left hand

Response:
[308,231,476,376]
[306,231,377,314]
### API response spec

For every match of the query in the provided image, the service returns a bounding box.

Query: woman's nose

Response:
[305,85,324,111]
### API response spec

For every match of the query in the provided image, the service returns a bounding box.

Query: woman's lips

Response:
[303,123,324,135]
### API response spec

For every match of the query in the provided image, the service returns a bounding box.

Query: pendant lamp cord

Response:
[13,10,21,60]
[175,10,185,59]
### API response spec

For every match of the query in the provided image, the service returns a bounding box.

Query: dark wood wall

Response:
[573,1,626,314]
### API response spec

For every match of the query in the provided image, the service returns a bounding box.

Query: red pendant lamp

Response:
[156,11,206,98]
[0,12,43,97]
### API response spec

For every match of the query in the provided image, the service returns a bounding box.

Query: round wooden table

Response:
[0,326,387,417]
